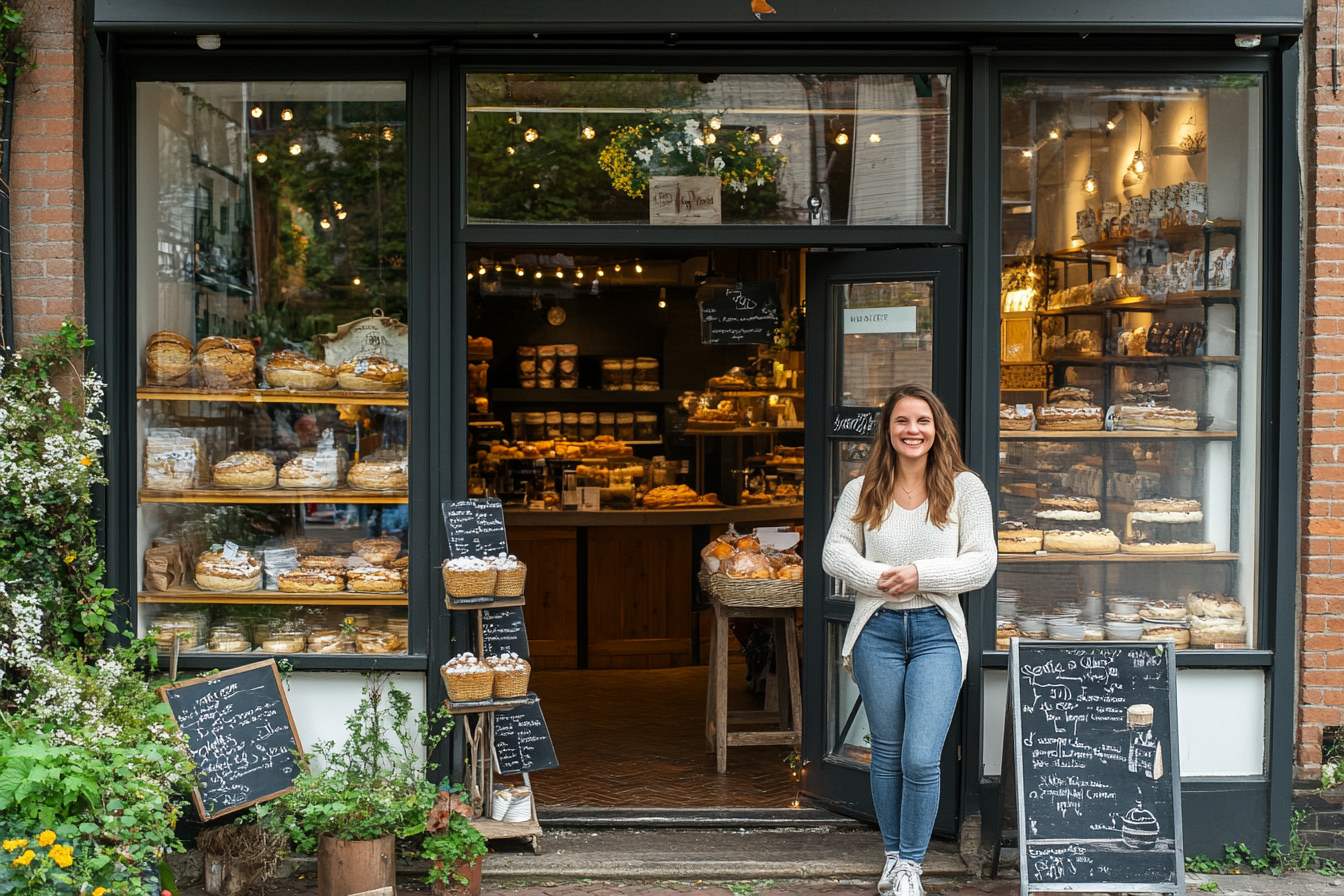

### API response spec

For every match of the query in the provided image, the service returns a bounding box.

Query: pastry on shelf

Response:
[1189,613,1247,647]
[1036,404,1103,431]
[468,335,494,356]
[195,548,263,592]
[278,453,341,489]
[261,632,307,654]
[143,431,204,490]
[996,620,1023,650]
[276,567,347,593]
[208,631,251,653]
[391,555,410,589]
[354,536,402,566]
[772,483,799,503]
[301,555,351,570]
[1033,495,1101,522]
[154,616,201,652]
[1186,591,1245,619]
[997,518,1043,553]
[1139,600,1188,622]
[1120,538,1215,554]
[347,565,403,593]
[1111,404,1199,431]
[740,491,773,506]
[1062,464,1102,497]
[196,336,257,390]
[145,331,195,386]
[347,455,409,490]
[707,367,750,390]
[642,484,721,508]
[1041,527,1120,554]
[336,356,408,392]
[583,435,634,457]
[265,350,338,391]
[212,451,277,489]
[999,404,1034,431]
[1131,498,1204,523]
[307,629,355,654]
[1140,625,1190,649]
[356,629,404,654]
[1046,387,1094,408]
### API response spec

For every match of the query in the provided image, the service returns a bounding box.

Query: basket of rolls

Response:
[698,531,804,607]
[441,653,495,702]
[488,652,531,698]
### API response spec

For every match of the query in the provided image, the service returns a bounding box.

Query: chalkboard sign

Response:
[158,661,305,821]
[1011,642,1183,895]
[699,281,782,345]
[482,606,530,660]
[828,406,881,439]
[442,498,508,560]
[493,696,559,774]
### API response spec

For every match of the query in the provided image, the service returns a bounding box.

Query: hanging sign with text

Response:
[827,406,881,440]
[649,175,721,224]
[842,305,917,335]
[699,281,782,345]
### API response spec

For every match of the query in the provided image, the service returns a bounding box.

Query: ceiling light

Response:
[1022,149,1032,158]
[1083,169,1098,194]
[535,271,543,279]
[289,143,302,155]
[281,109,294,121]
[576,269,584,279]
[319,218,331,229]
[254,152,268,164]
[353,277,361,285]
[1048,127,1060,140]
[337,210,347,220]
[524,129,539,142]
[495,264,502,272]
[635,262,643,273]
[478,265,487,275]
[869,133,881,143]
[658,300,667,308]
[250,106,263,118]
[835,133,849,145]
[614,264,621,272]
[516,267,525,276]
[467,272,474,280]
[382,128,394,142]
[597,268,604,277]
[1106,120,1116,130]
[506,146,515,155]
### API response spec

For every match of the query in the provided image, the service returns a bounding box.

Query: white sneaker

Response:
[877,855,901,895]
[893,860,923,896]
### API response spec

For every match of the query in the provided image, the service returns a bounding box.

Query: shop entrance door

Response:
[800,247,964,833]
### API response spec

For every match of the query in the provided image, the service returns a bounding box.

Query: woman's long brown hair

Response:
[851,383,969,530]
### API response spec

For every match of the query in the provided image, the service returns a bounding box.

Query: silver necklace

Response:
[899,480,923,501]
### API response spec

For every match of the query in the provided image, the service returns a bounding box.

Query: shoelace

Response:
[878,856,902,894]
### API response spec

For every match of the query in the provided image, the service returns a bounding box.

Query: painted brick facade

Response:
[7,0,82,345]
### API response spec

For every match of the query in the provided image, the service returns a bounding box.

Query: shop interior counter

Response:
[503,504,803,527]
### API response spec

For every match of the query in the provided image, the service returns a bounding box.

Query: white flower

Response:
[713,157,725,171]
[635,147,654,163]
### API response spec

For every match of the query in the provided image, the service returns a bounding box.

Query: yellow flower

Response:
[93,888,108,896]
[37,831,56,847]
[12,849,35,867]
[3,840,27,852]
[79,457,92,466]
[64,553,76,563]
[47,844,73,868]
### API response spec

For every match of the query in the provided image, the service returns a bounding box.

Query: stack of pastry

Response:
[997,518,1043,553]
[301,555,350,572]
[355,536,402,566]
[1046,387,1094,407]
[261,630,307,654]
[1042,527,1121,554]
[143,431,204,490]
[1186,592,1247,647]
[356,629,405,654]
[265,350,337,390]
[277,567,346,593]
[1121,498,1214,553]
[1138,600,1190,649]
[336,356,407,392]
[279,452,342,489]
[1111,404,1198,431]
[643,485,721,508]
[391,555,410,590]
[212,451,277,489]
[308,629,355,654]
[1036,404,1103,431]
[702,532,804,581]
[999,404,1034,431]
[154,616,201,652]
[348,455,408,490]
[208,624,251,653]
[347,566,403,593]
[1033,495,1101,526]
[196,336,257,389]
[144,331,194,386]
[195,549,263,592]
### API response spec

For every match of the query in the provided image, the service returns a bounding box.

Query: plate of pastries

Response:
[700,531,804,581]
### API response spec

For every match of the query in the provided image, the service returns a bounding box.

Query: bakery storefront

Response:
[88,0,1302,853]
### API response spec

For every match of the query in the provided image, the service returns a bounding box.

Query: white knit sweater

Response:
[821,471,997,681]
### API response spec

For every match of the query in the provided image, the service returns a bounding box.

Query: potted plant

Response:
[258,674,450,896]
[421,807,488,896]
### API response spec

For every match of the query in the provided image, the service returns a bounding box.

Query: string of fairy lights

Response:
[466,258,646,287]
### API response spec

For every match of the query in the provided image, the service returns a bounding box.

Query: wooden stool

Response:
[704,595,802,773]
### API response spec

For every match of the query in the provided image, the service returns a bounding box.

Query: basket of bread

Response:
[698,530,804,607]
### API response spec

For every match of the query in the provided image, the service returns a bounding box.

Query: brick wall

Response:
[1298,0,1344,857]
[7,0,82,346]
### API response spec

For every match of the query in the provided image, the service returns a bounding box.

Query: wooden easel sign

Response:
[1010,641,1184,895]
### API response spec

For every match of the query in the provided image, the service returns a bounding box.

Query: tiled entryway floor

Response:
[526,661,799,809]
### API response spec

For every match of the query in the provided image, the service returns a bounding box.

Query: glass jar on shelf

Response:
[616,412,635,441]
[579,412,598,441]
[597,412,617,438]
[634,412,658,441]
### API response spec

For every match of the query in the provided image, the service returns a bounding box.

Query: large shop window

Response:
[997,75,1263,651]
[134,81,412,659]
[465,73,952,225]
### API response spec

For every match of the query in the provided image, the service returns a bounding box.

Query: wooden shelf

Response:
[999,430,1237,440]
[1040,355,1239,366]
[1047,224,1213,259]
[471,817,542,840]
[1037,291,1240,316]
[139,587,407,606]
[446,595,527,609]
[139,487,407,504]
[137,386,408,407]
[720,389,806,398]
[503,503,804,527]
[685,426,806,436]
[999,551,1239,564]
[492,388,681,404]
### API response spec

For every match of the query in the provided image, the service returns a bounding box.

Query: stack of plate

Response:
[997,588,1022,619]
[1105,620,1145,640]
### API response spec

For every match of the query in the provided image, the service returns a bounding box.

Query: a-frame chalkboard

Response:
[1011,641,1184,895]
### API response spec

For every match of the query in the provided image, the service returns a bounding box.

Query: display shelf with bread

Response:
[138,586,407,606]
[139,487,408,504]
[137,385,409,406]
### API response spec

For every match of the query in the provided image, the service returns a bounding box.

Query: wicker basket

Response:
[441,666,495,702]
[491,659,532,698]
[441,563,497,597]
[494,564,528,597]
[699,571,804,608]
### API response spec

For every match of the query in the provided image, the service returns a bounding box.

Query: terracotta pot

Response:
[431,856,483,896]
[317,833,395,896]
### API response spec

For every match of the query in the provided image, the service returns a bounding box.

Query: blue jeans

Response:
[851,606,962,863]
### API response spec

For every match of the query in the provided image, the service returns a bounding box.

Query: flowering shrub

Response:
[0,828,78,895]
[0,320,115,656]
[598,114,786,199]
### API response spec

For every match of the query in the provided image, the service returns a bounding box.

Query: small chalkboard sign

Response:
[442,498,509,560]
[482,606,530,660]
[828,406,881,439]
[493,696,559,774]
[158,660,304,821]
[1011,642,1183,895]
[699,281,782,345]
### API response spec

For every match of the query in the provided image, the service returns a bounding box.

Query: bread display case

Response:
[998,74,1263,650]
[134,80,412,659]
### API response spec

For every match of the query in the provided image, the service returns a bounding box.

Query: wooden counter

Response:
[502,506,804,672]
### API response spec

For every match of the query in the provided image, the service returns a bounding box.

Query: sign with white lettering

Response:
[315,314,409,368]
[1011,642,1183,895]
[492,695,559,774]
[842,306,917,335]
[828,406,881,439]
[699,281,782,345]
[649,175,721,224]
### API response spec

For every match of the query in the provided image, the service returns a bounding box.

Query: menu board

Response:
[1011,642,1183,895]
[699,281,782,345]
[828,406,881,439]
[158,661,304,820]
[493,696,559,774]
[482,607,530,660]
[442,498,508,560]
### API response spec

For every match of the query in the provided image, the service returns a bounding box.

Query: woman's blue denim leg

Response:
[851,607,962,863]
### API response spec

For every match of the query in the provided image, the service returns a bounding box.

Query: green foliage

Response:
[0,5,34,86]
[419,811,488,887]
[0,320,116,656]
[0,829,78,896]
[1196,882,1219,891]
[259,674,452,853]
[1184,810,1342,877]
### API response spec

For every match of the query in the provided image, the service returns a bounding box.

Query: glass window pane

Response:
[827,621,872,767]
[834,279,933,406]
[997,74,1261,650]
[466,73,951,225]
[134,81,412,656]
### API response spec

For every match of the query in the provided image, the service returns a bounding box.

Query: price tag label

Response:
[1016,404,1032,416]
[223,541,240,560]
[355,359,371,375]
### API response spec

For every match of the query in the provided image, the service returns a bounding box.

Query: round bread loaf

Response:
[336,356,407,391]
[212,451,276,489]
[347,566,404,592]
[1042,528,1120,554]
[145,331,194,385]
[195,549,262,592]
[197,336,257,389]
[1186,591,1245,618]
[265,350,337,390]
[277,568,346,593]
